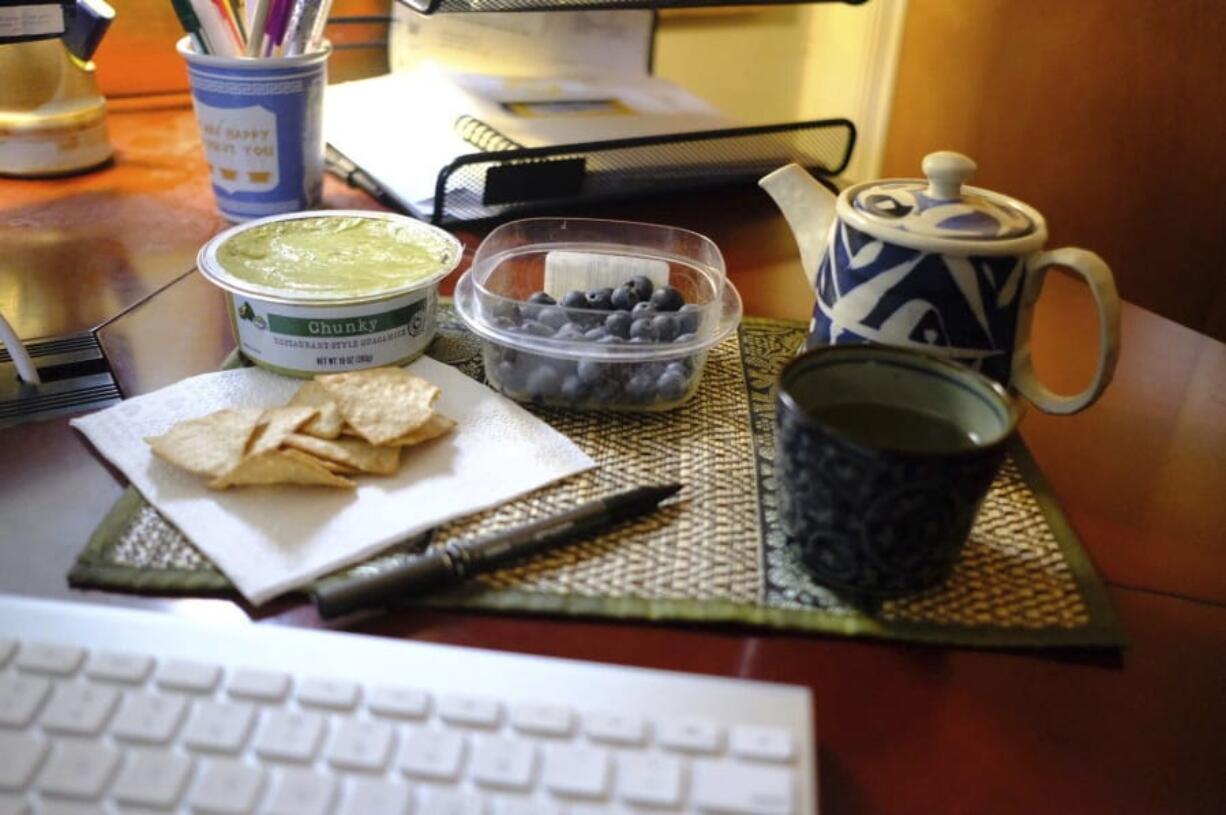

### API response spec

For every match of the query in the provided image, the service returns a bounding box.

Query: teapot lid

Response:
[851,152,1037,242]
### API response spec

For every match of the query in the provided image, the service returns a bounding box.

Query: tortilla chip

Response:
[385,413,456,447]
[283,433,401,476]
[146,408,263,478]
[208,448,356,490]
[248,405,318,457]
[287,380,344,439]
[317,367,440,446]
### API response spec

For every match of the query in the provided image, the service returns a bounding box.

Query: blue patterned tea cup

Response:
[775,345,1021,598]
[761,151,1121,415]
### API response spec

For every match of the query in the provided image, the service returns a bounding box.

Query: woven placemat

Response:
[70,305,1125,648]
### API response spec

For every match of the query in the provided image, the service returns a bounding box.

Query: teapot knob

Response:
[923,151,977,201]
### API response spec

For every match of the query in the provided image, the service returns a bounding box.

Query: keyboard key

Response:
[368,686,430,720]
[510,703,573,737]
[254,710,326,763]
[35,801,98,815]
[0,733,48,790]
[730,725,795,763]
[40,683,120,736]
[183,700,256,754]
[658,716,722,754]
[37,739,120,800]
[339,777,412,815]
[156,659,222,694]
[471,736,535,791]
[15,643,84,676]
[692,759,794,815]
[418,789,485,815]
[84,651,154,685]
[110,691,188,744]
[0,792,29,815]
[543,743,610,799]
[399,728,465,782]
[327,719,395,771]
[0,676,51,727]
[111,748,193,809]
[439,694,502,729]
[495,801,562,815]
[187,758,265,814]
[226,668,290,703]
[297,677,360,710]
[264,768,337,815]
[617,753,683,808]
[0,639,16,667]
[584,712,647,746]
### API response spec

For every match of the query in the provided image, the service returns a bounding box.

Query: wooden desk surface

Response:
[3,98,1225,815]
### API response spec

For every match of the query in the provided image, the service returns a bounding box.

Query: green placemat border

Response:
[68,312,1125,649]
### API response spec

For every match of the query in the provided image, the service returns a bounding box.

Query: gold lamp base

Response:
[0,39,114,177]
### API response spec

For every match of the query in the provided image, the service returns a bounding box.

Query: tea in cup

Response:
[775,345,1021,598]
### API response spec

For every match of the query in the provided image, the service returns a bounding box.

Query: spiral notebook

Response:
[324,67,735,220]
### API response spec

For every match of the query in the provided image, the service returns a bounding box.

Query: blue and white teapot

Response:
[760,151,1121,414]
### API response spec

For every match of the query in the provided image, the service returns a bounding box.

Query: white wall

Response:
[654,0,907,181]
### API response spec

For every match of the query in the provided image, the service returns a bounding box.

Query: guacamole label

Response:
[231,289,433,374]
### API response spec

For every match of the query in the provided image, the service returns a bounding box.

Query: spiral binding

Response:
[455,115,524,152]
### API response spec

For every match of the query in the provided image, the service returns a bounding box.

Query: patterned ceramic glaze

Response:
[761,151,1122,415]
[775,345,1019,598]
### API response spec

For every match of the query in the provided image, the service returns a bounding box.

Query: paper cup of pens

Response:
[175,0,332,221]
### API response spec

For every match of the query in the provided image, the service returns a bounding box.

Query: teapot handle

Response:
[1011,248,1121,414]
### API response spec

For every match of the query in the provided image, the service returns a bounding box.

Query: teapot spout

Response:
[759,164,838,289]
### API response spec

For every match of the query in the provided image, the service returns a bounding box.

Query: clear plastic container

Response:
[454,218,742,411]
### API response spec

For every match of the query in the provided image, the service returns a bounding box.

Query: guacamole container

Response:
[199,211,462,378]
[454,218,742,411]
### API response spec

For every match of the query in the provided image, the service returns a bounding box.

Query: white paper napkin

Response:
[71,357,594,605]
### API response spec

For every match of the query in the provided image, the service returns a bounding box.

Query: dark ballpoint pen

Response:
[312,484,683,619]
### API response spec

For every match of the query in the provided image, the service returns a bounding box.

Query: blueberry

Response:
[665,361,689,379]
[584,326,607,341]
[629,318,657,341]
[625,372,656,403]
[610,285,639,311]
[674,332,697,344]
[492,300,521,321]
[525,365,561,399]
[522,320,555,337]
[527,291,556,305]
[652,314,679,341]
[627,275,655,302]
[560,375,591,402]
[678,303,702,334]
[555,323,586,340]
[592,377,623,402]
[560,290,588,309]
[657,370,688,402]
[494,360,523,390]
[585,288,615,311]
[605,311,632,338]
[631,301,654,319]
[650,286,685,312]
[628,336,649,344]
[598,334,625,344]
[538,306,570,330]
[492,316,517,331]
[576,359,604,384]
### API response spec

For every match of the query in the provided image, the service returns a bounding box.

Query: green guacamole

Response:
[217,216,453,297]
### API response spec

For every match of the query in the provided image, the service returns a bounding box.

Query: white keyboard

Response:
[0,595,816,815]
